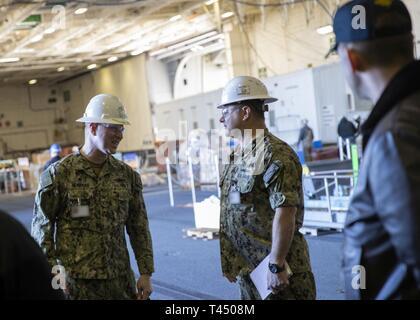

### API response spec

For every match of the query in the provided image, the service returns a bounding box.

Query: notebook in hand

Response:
[250,255,293,300]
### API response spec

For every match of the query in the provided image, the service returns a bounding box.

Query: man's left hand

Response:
[137,274,153,300]
[267,269,290,293]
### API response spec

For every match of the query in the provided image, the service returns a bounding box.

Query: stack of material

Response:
[193,195,220,230]
[28,163,43,191]
[140,172,165,187]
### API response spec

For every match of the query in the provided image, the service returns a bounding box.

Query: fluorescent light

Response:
[44,27,55,34]
[31,34,43,43]
[0,57,20,63]
[75,7,88,15]
[130,49,144,56]
[221,11,234,19]
[317,25,333,35]
[108,56,118,62]
[28,79,37,85]
[57,66,65,72]
[205,0,217,5]
[87,63,97,70]
[169,15,181,22]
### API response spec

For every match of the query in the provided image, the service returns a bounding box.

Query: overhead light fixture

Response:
[75,7,88,15]
[57,66,65,72]
[0,57,20,63]
[44,27,56,34]
[130,49,144,56]
[205,0,217,5]
[317,25,333,35]
[30,34,43,43]
[87,63,97,70]
[169,15,181,22]
[28,79,37,85]
[221,12,234,19]
[108,56,118,62]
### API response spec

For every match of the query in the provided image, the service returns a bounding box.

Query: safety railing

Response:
[303,170,355,230]
[0,169,23,194]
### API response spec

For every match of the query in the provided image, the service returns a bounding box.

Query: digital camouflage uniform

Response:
[32,150,154,300]
[220,130,316,300]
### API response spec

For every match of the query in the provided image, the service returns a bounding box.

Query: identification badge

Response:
[229,191,241,204]
[71,198,90,218]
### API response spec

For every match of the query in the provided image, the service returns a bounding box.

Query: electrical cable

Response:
[315,0,333,18]
[233,1,278,75]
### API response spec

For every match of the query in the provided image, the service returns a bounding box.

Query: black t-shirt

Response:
[0,210,64,300]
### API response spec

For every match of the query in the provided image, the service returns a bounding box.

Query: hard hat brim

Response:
[217,95,278,109]
[76,117,131,125]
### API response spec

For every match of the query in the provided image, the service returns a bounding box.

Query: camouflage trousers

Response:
[66,272,137,300]
[238,272,316,300]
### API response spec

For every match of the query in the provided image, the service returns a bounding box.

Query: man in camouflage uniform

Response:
[218,76,316,300]
[32,94,154,300]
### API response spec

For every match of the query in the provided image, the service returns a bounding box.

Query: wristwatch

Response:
[269,262,285,274]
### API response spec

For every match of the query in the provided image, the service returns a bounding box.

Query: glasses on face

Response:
[100,123,125,133]
[221,105,242,119]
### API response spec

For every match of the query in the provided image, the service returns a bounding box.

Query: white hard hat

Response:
[217,76,277,109]
[76,94,130,125]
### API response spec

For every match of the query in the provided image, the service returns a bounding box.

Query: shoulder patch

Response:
[40,170,53,189]
[263,160,283,187]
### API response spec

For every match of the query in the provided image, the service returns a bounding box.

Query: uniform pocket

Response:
[67,189,94,220]
[238,174,255,194]
[113,187,130,223]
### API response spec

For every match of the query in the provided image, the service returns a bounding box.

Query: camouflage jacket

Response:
[32,151,154,279]
[220,130,312,278]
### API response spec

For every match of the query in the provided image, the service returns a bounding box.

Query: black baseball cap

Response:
[326,0,412,58]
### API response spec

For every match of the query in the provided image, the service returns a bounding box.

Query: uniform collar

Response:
[241,128,269,150]
[229,128,269,166]
[74,149,118,179]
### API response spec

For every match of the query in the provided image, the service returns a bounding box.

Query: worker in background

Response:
[32,94,154,300]
[329,0,420,299]
[337,116,361,141]
[0,209,64,300]
[296,119,314,162]
[337,116,361,158]
[218,76,316,300]
[43,143,62,171]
